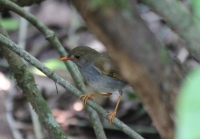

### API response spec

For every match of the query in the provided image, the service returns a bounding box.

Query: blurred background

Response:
[0,0,199,139]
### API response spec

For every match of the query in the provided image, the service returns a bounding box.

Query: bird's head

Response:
[60,46,100,67]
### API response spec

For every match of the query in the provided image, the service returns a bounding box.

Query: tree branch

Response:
[0,33,144,139]
[0,0,45,11]
[0,24,68,139]
[0,0,107,138]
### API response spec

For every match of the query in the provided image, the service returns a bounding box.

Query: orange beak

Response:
[60,56,71,61]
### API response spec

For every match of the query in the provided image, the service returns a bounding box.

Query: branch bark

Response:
[0,0,45,11]
[0,24,68,139]
[0,0,107,138]
[70,0,183,139]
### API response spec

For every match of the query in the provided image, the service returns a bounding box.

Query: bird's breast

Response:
[78,65,127,93]
[79,64,101,84]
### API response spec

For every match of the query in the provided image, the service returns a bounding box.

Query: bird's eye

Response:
[75,55,80,59]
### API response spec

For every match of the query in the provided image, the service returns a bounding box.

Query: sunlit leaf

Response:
[191,0,200,20]
[31,59,66,76]
[0,19,19,30]
[176,67,200,139]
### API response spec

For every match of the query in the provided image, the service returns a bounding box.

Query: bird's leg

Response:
[106,94,122,125]
[80,93,112,106]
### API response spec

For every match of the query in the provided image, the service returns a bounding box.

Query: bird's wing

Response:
[93,55,125,81]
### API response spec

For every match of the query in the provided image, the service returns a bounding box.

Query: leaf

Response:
[176,67,200,139]
[191,0,200,20]
[0,19,19,30]
[31,59,66,76]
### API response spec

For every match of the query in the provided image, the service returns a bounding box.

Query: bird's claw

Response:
[79,94,93,107]
[106,111,116,125]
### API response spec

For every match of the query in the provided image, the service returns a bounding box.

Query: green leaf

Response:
[191,0,200,20]
[176,67,200,139]
[0,19,19,30]
[31,59,66,76]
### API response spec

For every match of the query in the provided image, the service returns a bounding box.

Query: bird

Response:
[60,46,127,125]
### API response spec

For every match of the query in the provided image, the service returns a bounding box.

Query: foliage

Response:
[176,67,200,139]
[31,59,66,76]
[0,18,19,30]
[190,0,200,20]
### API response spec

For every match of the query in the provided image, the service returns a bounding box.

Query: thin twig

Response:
[6,88,24,139]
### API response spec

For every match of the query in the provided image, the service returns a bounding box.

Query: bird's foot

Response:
[79,94,93,106]
[106,111,116,125]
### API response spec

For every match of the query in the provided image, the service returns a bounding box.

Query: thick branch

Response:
[0,0,45,11]
[0,25,68,139]
[0,0,107,138]
[0,33,144,139]
[142,0,200,62]
[70,0,183,139]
